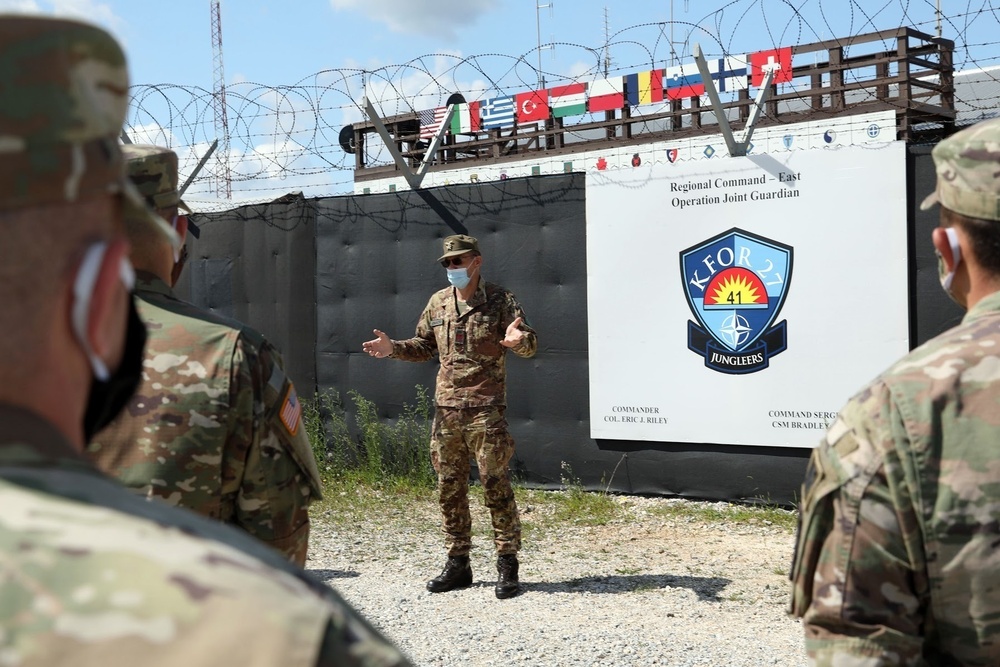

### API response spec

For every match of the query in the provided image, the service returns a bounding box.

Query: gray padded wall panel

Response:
[910,146,966,345]
[178,197,317,392]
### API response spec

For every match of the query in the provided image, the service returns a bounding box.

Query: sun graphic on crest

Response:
[703,267,769,309]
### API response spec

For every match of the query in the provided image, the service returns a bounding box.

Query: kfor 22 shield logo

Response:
[680,228,793,374]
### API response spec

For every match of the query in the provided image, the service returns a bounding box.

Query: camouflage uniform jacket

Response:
[0,405,411,667]
[790,289,1000,666]
[390,279,537,407]
[87,273,322,566]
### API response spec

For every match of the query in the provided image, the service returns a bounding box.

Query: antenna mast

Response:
[210,0,232,199]
[602,6,611,77]
[536,1,553,89]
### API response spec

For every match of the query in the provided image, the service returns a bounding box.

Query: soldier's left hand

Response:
[501,317,525,348]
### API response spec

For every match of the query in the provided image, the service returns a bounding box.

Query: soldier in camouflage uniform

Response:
[86,144,322,566]
[790,116,1000,665]
[363,234,537,599]
[0,15,410,666]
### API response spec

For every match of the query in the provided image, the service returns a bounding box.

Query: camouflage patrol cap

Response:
[0,16,179,248]
[438,234,480,261]
[921,116,1000,222]
[122,144,191,239]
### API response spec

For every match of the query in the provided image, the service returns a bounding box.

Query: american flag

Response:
[419,106,449,139]
[280,386,301,435]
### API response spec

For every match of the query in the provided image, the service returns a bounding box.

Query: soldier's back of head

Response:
[0,15,406,667]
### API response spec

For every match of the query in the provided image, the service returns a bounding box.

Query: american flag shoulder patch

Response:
[280,384,301,435]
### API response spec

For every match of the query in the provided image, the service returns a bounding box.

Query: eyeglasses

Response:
[441,255,471,268]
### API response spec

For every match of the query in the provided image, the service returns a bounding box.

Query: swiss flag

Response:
[515,90,549,124]
[750,47,793,87]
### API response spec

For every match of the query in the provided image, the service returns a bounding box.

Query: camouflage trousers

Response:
[430,406,521,557]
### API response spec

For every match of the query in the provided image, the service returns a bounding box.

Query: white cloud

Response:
[0,0,43,11]
[0,0,125,42]
[330,0,493,41]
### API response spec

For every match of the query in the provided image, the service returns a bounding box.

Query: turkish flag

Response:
[515,90,549,124]
[750,47,793,87]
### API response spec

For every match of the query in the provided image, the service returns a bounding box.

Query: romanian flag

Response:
[625,69,665,106]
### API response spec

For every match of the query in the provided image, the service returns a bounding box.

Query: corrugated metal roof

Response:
[954,65,1000,124]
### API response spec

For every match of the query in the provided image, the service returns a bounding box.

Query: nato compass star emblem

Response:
[680,228,794,374]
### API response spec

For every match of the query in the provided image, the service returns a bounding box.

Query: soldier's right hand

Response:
[362,329,393,358]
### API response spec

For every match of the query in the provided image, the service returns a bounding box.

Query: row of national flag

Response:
[418,47,792,138]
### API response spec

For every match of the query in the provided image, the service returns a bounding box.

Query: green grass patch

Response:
[646,500,797,531]
[303,388,795,534]
[304,386,436,490]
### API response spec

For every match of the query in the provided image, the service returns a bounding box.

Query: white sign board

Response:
[586,141,909,447]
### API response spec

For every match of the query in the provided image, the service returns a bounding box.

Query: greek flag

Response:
[481,95,515,130]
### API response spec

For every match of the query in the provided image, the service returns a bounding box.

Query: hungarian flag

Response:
[515,90,549,124]
[418,106,449,139]
[625,69,664,106]
[750,47,793,87]
[450,101,481,134]
[587,77,624,113]
[550,82,587,118]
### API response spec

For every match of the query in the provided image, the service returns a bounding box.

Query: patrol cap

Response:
[920,116,1000,222]
[438,234,480,262]
[123,144,191,214]
[0,15,179,249]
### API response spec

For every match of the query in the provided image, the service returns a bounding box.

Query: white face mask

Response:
[171,214,182,264]
[71,241,136,381]
[937,226,962,300]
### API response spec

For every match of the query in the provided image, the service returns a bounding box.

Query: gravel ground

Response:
[307,494,808,667]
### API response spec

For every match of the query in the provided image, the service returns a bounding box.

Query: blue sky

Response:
[2,0,994,200]
[1,0,984,89]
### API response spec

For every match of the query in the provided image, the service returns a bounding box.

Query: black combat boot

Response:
[426,555,473,593]
[495,554,520,599]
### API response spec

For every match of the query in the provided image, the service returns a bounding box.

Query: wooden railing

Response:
[351,27,954,182]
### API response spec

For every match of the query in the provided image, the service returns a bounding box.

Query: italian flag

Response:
[450,101,481,134]
[550,83,587,118]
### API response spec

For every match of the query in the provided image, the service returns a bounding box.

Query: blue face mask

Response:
[447,266,471,289]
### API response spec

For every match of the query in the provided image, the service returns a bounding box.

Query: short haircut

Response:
[943,207,1000,276]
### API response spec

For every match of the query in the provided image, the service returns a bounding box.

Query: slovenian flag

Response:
[664,62,705,100]
[587,77,625,113]
[664,57,749,100]
[625,69,664,106]
[550,83,587,118]
[450,101,481,134]
[480,95,515,129]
